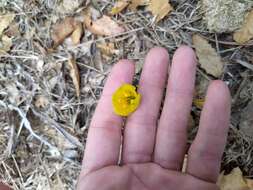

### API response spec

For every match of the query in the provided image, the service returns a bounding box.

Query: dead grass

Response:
[0,0,253,189]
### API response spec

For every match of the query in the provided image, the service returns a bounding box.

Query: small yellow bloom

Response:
[112,84,141,116]
[193,98,205,109]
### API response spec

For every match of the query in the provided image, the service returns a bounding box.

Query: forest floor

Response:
[0,0,253,189]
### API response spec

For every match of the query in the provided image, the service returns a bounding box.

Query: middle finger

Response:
[154,46,197,170]
[122,47,170,164]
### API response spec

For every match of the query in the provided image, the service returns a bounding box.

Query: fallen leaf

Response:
[110,0,130,15]
[35,95,49,108]
[192,34,224,77]
[129,0,150,10]
[71,22,83,45]
[147,0,173,22]
[97,42,120,56]
[5,22,20,37]
[52,174,65,190]
[84,15,125,36]
[217,168,250,190]
[195,75,210,98]
[239,100,253,137]
[67,57,80,97]
[246,179,253,188]
[56,0,83,14]
[6,83,21,105]
[0,35,12,54]
[0,13,15,35]
[51,17,79,47]
[234,10,253,44]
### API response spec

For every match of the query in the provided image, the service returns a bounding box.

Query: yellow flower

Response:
[112,84,141,116]
[193,98,205,109]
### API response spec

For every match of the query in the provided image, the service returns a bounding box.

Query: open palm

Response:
[77,47,231,190]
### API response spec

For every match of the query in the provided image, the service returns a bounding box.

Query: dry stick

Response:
[0,101,59,155]
[232,75,248,104]
[74,27,145,49]
[31,109,84,149]
[1,161,19,190]
[11,155,24,184]
[236,59,253,71]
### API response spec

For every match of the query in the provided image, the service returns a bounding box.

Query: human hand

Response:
[77,46,231,190]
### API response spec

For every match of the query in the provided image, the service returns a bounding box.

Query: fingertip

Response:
[173,45,197,66]
[109,59,135,82]
[146,47,170,66]
[208,80,230,96]
[206,80,231,108]
[114,59,135,72]
[103,59,135,95]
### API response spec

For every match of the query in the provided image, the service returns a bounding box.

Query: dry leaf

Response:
[56,0,83,14]
[5,22,20,37]
[35,95,49,108]
[195,75,210,98]
[84,15,125,36]
[6,83,21,104]
[97,42,120,56]
[0,35,12,54]
[71,22,83,45]
[51,17,79,47]
[68,57,80,97]
[0,13,15,35]
[147,0,173,22]
[234,10,253,44]
[192,34,224,77]
[246,179,253,188]
[129,0,150,10]
[110,0,129,15]
[217,168,250,190]
[52,174,65,190]
[239,100,253,137]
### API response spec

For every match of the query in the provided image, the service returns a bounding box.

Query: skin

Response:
[77,46,231,190]
[0,183,10,190]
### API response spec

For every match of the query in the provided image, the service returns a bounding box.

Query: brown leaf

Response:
[239,100,253,137]
[84,15,125,36]
[234,10,253,44]
[67,57,80,97]
[246,179,253,188]
[0,35,12,54]
[35,95,49,108]
[217,168,250,190]
[147,0,173,22]
[0,13,15,35]
[51,17,79,47]
[192,34,224,77]
[5,22,20,37]
[97,42,120,56]
[71,22,83,45]
[110,0,130,15]
[129,0,150,10]
[56,0,82,15]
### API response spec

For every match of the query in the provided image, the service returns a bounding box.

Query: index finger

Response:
[81,60,135,176]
